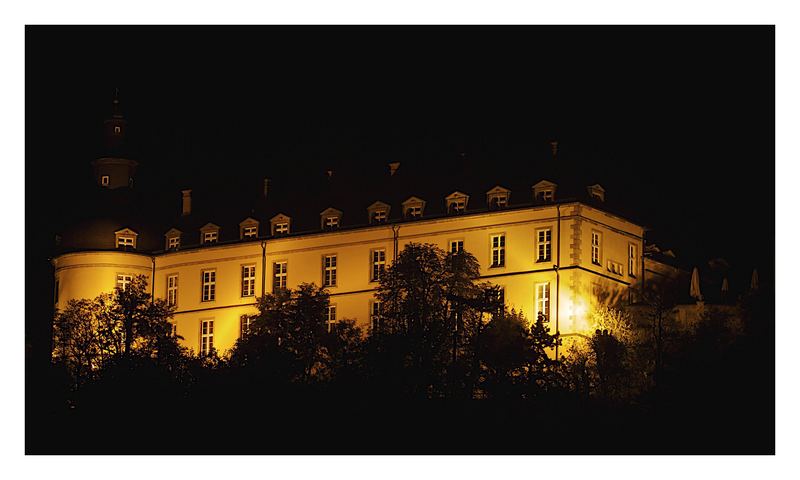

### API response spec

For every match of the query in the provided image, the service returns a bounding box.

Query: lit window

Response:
[200,319,214,355]
[240,314,252,338]
[535,283,550,322]
[241,265,256,297]
[406,205,422,218]
[167,235,180,250]
[628,244,637,277]
[372,210,387,224]
[114,126,121,134]
[450,240,464,254]
[243,225,258,239]
[117,235,135,249]
[326,304,337,332]
[323,255,337,287]
[116,274,132,291]
[536,228,552,262]
[167,274,178,307]
[371,249,386,282]
[370,300,382,333]
[490,234,505,268]
[325,216,340,230]
[591,231,602,266]
[203,231,218,244]
[274,222,289,235]
[101,175,110,186]
[273,261,287,292]
[201,270,216,302]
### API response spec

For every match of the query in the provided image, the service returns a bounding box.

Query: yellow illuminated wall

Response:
[53,201,644,355]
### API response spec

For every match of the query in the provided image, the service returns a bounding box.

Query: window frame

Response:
[449,239,464,254]
[274,222,289,235]
[628,243,637,278]
[490,233,506,268]
[535,282,551,322]
[117,235,135,249]
[273,260,288,292]
[202,230,219,244]
[201,269,216,302]
[326,304,337,332]
[370,300,382,333]
[242,225,258,239]
[115,273,133,291]
[370,248,386,283]
[167,235,180,250]
[591,230,602,266]
[536,228,552,262]
[166,273,178,307]
[324,216,340,230]
[241,264,256,297]
[371,209,388,224]
[240,314,252,338]
[101,175,110,186]
[200,319,214,356]
[322,254,338,287]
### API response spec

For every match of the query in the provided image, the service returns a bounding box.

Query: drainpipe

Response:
[261,239,267,297]
[554,204,561,360]
[150,256,156,304]
[392,224,400,262]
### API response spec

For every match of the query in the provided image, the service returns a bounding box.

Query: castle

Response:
[52,96,646,355]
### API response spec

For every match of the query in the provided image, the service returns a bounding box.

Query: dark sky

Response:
[26,26,774,296]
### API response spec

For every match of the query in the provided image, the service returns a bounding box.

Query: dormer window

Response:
[101,175,110,186]
[114,228,138,250]
[587,184,606,202]
[533,180,558,203]
[367,201,391,225]
[200,223,221,245]
[164,228,182,251]
[402,197,426,219]
[445,191,469,215]
[239,217,260,240]
[486,186,511,210]
[270,214,292,236]
[320,208,343,231]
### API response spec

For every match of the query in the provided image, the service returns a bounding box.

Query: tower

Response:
[91,89,139,189]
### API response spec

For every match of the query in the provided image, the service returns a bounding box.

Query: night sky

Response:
[26,26,774,315]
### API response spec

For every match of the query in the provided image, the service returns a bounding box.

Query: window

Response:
[372,210,387,224]
[371,249,386,282]
[406,205,422,218]
[116,274,132,291]
[243,225,258,239]
[326,304,337,332]
[628,244,637,277]
[323,255,337,287]
[117,235,135,249]
[607,260,624,276]
[101,175,110,186]
[536,228,552,262]
[537,190,554,202]
[54,279,59,304]
[114,126,121,134]
[240,314,252,338]
[274,222,289,235]
[490,234,505,268]
[535,283,550,322]
[201,270,216,302]
[489,195,508,210]
[449,198,466,214]
[167,274,178,307]
[450,240,464,254]
[324,216,340,230]
[203,231,218,244]
[493,287,505,319]
[200,319,214,355]
[171,323,178,337]
[591,231,602,266]
[241,265,256,297]
[273,261,287,292]
[167,236,180,250]
[370,301,382,332]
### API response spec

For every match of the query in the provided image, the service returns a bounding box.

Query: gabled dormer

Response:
[486,185,511,210]
[320,207,343,230]
[164,228,182,251]
[114,227,138,250]
[445,191,469,214]
[402,196,426,219]
[532,180,558,203]
[367,201,391,224]
[587,184,606,202]
[200,223,220,245]
[239,217,260,240]
[270,213,291,236]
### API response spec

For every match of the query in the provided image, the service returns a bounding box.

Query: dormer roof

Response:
[114,227,138,236]
[239,217,259,226]
[486,185,511,195]
[200,222,220,232]
[401,196,426,206]
[164,228,182,237]
[532,180,558,190]
[445,191,469,200]
[270,213,291,223]
[320,207,343,217]
[367,201,391,211]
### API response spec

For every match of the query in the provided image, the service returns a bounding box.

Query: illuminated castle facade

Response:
[52,98,645,355]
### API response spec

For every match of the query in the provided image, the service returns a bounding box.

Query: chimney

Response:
[388,162,400,176]
[181,189,192,216]
[263,177,270,198]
